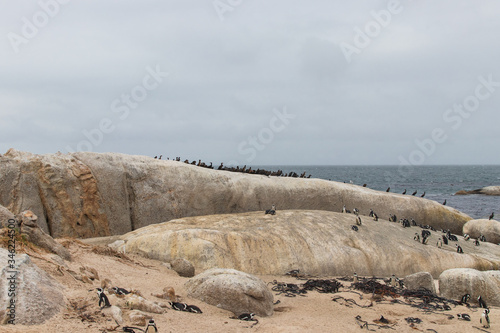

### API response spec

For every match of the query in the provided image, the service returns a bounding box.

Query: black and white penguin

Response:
[414,233,420,242]
[459,293,471,305]
[356,216,362,226]
[479,234,487,242]
[342,205,347,213]
[478,295,488,309]
[170,301,188,311]
[389,274,398,288]
[456,244,463,253]
[186,304,203,313]
[265,204,276,215]
[481,308,490,328]
[474,239,480,246]
[457,313,471,321]
[353,208,360,216]
[238,313,256,321]
[97,288,111,308]
[112,287,131,295]
[351,225,359,232]
[436,238,443,248]
[489,212,495,220]
[463,234,470,241]
[353,272,358,284]
[442,235,448,245]
[373,213,378,221]
[145,319,158,333]
[369,209,374,217]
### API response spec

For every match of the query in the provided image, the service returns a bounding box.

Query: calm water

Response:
[252,165,500,219]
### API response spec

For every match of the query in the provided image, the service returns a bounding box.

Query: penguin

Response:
[412,190,417,196]
[414,233,420,242]
[481,308,490,328]
[170,301,188,311]
[457,313,471,321]
[342,205,347,213]
[474,239,480,246]
[489,212,494,220]
[353,272,358,284]
[459,293,471,305]
[368,209,374,217]
[422,235,429,245]
[386,187,390,192]
[351,225,359,232]
[478,295,488,309]
[411,218,417,226]
[479,234,487,242]
[402,189,406,195]
[265,204,276,215]
[463,234,470,241]
[145,319,158,333]
[389,274,398,288]
[112,287,131,295]
[353,208,360,216]
[356,215,362,226]
[373,213,378,221]
[186,304,203,313]
[436,238,443,248]
[97,288,111,308]
[420,192,426,198]
[442,235,448,245]
[442,199,447,205]
[456,244,463,253]
[238,313,256,321]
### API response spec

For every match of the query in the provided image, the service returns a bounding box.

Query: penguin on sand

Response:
[481,308,490,328]
[265,204,276,215]
[478,295,488,309]
[353,272,358,284]
[145,319,158,333]
[96,288,123,328]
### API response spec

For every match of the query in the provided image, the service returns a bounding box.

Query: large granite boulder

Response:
[0,205,15,228]
[439,268,500,307]
[0,149,471,238]
[185,268,274,317]
[170,258,195,277]
[0,249,64,325]
[119,210,500,277]
[463,219,500,244]
[404,271,436,294]
[456,186,500,196]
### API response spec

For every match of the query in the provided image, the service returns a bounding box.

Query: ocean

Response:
[252,165,500,220]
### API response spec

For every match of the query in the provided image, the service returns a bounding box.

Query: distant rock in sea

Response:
[117,210,500,277]
[455,186,500,196]
[0,149,471,238]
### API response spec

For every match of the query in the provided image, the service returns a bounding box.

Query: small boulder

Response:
[439,268,500,307]
[0,205,15,228]
[128,309,152,326]
[404,271,436,294]
[0,249,64,325]
[185,268,274,317]
[463,219,500,244]
[171,258,195,277]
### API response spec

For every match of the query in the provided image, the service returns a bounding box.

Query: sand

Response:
[3,240,497,333]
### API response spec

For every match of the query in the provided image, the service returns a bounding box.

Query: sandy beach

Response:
[4,239,497,333]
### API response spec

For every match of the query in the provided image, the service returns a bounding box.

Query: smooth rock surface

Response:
[463,219,500,244]
[0,150,471,238]
[170,258,195,277]
[0,204,15,228]
[439,268,500,307]
[455,186,500,196]
[185,268,274,317]
[0,249,64,325]
[404,271,436,294]
[119,210,500,277]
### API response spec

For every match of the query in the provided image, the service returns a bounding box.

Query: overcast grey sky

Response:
[1,0,499,165]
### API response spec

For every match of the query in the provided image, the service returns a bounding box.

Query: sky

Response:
[1,0,500,166]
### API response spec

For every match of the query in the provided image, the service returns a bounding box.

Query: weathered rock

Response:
[128,309,152,326]
[463,219,500,244]
[17,210,71,261]
[0,249,64,325]
[185,268,274,317]
[120,210,500,277]
[455,186,500,196]
[439,268,500,307]
[113,293,165,314]
[404,272,436,294]
[171,258,195,277]
[0,204,15,228]
[0,150,471,238]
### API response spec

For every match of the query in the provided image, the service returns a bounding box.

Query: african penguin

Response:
[442,235,448,245]
[474,239,480,246]
[373,213,378,221]
[112,287,131,295]
[390,274,398,288]
[186,304,203,313]
[145,319,158,333]
[170,301,188,311]
[238,313,256,321]
[460,293,470,305]
[463,234,470,241]
[436,238,443,248]
[457,313,471,321]
[356,216,362,226]
[478,295,488,309]
[353,272,358,284]
[481,308,490,328]
[97,288,111,308]
[456,244,463,253]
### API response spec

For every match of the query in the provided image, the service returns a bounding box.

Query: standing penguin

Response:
[436,238,443,248]
[145,319,158,333]
[456,244,464,253]
[459,293,471,305]
[390,274,398,288]
[373,213,378,221]
[356,215,362,226]
[478,295,488,309]
[481,308,490,328]
[353,272,358,284]
[414,233,420,242]
[442,235,448,245]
